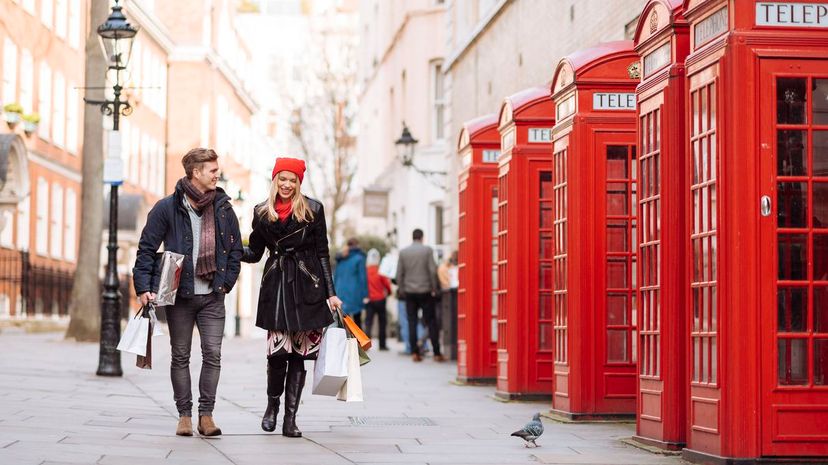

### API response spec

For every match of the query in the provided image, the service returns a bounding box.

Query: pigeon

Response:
[511,412,544,448]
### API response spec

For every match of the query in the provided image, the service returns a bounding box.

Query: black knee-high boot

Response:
[262,355,288,432]
[282,357,306,438]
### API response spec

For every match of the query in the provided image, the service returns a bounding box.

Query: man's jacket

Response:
[133,183,243,300]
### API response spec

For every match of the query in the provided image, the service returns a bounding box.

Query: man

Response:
[133,148,243,437]
[396,229,444,362]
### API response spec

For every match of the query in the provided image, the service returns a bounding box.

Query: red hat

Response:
[271,157,306,183]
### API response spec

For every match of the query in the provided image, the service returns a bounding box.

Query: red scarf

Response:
[276,197,293,221]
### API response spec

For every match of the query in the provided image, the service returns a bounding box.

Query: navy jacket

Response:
[133,183,243,300]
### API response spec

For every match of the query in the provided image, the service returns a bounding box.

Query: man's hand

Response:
[139,292,156,307]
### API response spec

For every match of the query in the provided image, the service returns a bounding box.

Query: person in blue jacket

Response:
[334,238,368,326]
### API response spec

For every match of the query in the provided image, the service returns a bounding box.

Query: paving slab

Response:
[0,331,690,465]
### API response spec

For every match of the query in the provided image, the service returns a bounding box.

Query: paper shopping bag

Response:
[155,251,185,306]
[312,326,349,396]
[336,338,364,402]
[135,319,153,370]
[117,309,150,357]
[343,315,372,350]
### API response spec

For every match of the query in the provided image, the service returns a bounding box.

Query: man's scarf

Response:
[178,177,217,281]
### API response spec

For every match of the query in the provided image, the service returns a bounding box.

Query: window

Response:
[41,0,53,29]
[554,147,568,363]
[433,204,444,245]
[53,72,65,148]
[55,0,67,39]
[0,210,13,247]
[64,188,76,262]
[639,107,662,378]
[38,63,52,140]
[68,0,80,49]
[17,196,29,251]
[50,184,63,259]
[19,50,33,112]
[431,61,445,140]
[3,38,18,106]
[66,83,78,153]
[35,177,48,256]
[23,0,35,15]
[141,134,150,189]
[200,103,210,148]
[130,127,140,184]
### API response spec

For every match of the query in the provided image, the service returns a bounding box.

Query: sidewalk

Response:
[0,330,688,465]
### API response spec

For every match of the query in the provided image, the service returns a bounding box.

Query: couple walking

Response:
[133,149,341,437]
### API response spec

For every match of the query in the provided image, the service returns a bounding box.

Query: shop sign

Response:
[643,42,671,78]
[694,7,728,48]
[556,95,575,121]
[528,128,552,143]
[756,2,828,27]
[482,149,500,163]
[593,93,636,111]
[363,188,389,218]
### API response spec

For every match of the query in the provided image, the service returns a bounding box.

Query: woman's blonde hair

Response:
[256,173,315,223]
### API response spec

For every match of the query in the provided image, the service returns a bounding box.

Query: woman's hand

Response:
[327,296,343,312]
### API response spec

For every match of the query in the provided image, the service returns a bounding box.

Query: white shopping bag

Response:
[336,338,364,402]
[117,310,150,357]
[312,326,349,396]
[378,252,397,279]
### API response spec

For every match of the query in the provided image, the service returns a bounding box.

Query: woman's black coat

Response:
[242,197,335,332]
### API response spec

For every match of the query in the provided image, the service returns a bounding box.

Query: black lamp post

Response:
[87,0,138,377]
[394,122,447,180]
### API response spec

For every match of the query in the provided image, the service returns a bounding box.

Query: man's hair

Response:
[182,148,219,178]
[412,229,424,241]
[347,237,359,247]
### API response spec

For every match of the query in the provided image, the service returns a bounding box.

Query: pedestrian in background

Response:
[438,251,460,360]
[242,157,342,438]
[396,228,445,362]
[364,248,392,351]
[334,238,368,327]
[133,148,243,437]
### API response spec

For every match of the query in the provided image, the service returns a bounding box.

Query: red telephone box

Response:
[495,87,555,399]
[632,0,689,449]
[549,42,639,418]
[457,114,501,384]
[680,0,828,461]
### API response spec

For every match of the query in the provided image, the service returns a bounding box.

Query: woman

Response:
[364,248,391,350]
[242,157,342,437]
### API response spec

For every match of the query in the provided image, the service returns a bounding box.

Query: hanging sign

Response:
[593,93,636,111]
[482,149,500,163]
[756,3,828,27]
[528,128,552,143]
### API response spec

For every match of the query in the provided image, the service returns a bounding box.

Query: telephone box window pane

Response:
[814,79,828,125]
[607,146,629,179]
[607,329,628,362]
[814,131,828,177]
[607,183,628,215]
[777,78,807,125]
[778,338,808,385]
[540,231,553,259]
[815,235,828,282]
[607,259,627,288]
[813,287,828,332]
[777,182,808,228]
[540,172,553,198]
[539,262,552,289]
[539,293,552,320]
[814,340,828,385]
[607,294,627,325]
[778,130,807,176]
[778,234,808,280]
[777,287,807,333]
[539,323,553,350]
[607,220,628,252]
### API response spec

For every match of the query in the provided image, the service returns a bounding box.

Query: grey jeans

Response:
[166,292,225,417]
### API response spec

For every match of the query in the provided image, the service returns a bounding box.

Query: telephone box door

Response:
[596,131,638,413]
[760,59,828,456]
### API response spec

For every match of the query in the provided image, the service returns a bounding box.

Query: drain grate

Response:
[349,416,436,426]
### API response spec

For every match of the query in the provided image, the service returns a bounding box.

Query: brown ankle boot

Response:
[176,416,193,436]
[197,415,222,437]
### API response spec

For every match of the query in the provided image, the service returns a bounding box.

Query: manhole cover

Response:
[349,416,436,426]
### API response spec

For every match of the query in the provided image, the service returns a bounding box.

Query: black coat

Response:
[133,184,244,299]
[242,197,335,332]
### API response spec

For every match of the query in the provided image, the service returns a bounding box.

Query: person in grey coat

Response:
[396,229,444,362]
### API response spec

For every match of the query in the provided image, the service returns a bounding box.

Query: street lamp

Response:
[88,0,138,377]
[394,122,447,181]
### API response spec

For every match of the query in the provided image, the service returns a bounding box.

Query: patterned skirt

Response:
[266,329,324,359]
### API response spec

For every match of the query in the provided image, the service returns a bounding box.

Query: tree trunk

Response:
[65,0,109,341]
